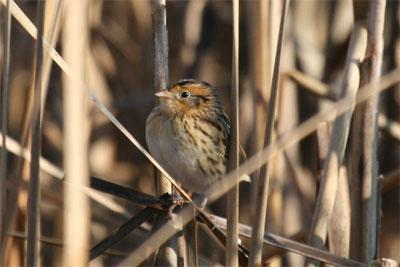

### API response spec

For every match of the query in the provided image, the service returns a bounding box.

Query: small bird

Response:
[146,79,234,193]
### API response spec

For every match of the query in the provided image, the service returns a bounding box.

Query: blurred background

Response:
[1,0,399,265]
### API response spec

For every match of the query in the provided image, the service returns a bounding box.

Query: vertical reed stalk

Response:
[226,0,240,265]
[305,21,367,266]
[0,0,11,264]
[248,0,289,264]
[328,165,351,257]
[3,3,63,256]
[349,1,369,260]
[26,1,45,265]
[360,0,386,262]
[40,0,62,117]
[62,0,90,265]
[317,122,351,258]
[150,1,178,265]
[150,0,170,196]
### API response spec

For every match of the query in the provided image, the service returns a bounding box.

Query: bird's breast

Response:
[146,110,228,192]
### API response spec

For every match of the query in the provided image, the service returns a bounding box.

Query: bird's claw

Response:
[160,193,188,218]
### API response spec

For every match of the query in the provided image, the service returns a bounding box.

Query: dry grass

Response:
[0,0,399,266]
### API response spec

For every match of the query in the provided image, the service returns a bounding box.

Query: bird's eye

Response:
[180,91,191,99]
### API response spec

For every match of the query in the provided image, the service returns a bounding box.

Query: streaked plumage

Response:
[146,79,230,192]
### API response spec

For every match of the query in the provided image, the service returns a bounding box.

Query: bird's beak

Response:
[155,89,173,99]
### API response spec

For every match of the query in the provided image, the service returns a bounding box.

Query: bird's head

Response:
[156,79,223,119]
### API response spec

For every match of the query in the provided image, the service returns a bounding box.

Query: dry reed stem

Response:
[151,0,168,94]
[206,68,399,222]
[248,0,289,264]
[118,205,193,266]
[181,0,206,68]
[4,1,399,263]
[246,1,261,205]
[0,133,130,216]
[0,1,195,237]
[359,0,386,261]
[40,0,62,118]
[150,1,179,265]
[226,0,240,266]
[328,166,351,257]
[305,22,367,266]
[378,113,400,140]
[349,3,373,259]
[62,0,90,265]
[316,123,351,258]
[112,67,399,267]
[0,0,11,264]
[371,258,398,267]
[8,231,128,258]
[0,134,63,179]
[26,1,45,265]
[0,0,194,205]
[210,215,366,267]
[2,3,63,258]
[381,167,400,193]
[177,231,187,267]
[150,0,169,193]
[283,151,313,225]
[283,70,338,101]
[248,0,273,211]
[89,207,156,261]
[2,3,57,263]
[263,231,306,259]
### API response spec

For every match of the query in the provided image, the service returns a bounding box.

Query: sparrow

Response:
[146,79,247,193]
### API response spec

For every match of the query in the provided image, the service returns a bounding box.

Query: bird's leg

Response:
[160,193,187,218]
[159,190,208,218]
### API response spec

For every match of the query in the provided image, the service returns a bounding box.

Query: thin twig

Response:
[305,22,368,266]
[226,0,240,266]
[26,1,45,265]
[0,0,11,264]
[248,0,289,264]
